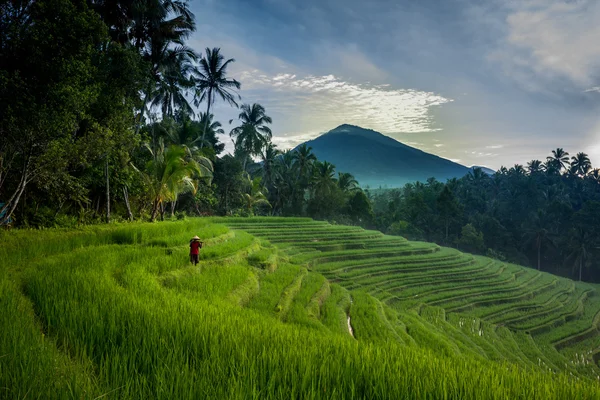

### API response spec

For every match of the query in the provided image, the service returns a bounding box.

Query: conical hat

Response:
[191,235,200,240]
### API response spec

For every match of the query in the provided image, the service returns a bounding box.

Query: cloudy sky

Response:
[188,0,600,169]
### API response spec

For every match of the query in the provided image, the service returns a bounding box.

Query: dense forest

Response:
[370,157,600,282]
[1,0,598,282]
[0,0,371,228]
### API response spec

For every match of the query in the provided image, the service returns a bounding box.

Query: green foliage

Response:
[456,224,486,254]
[3,218,600,398]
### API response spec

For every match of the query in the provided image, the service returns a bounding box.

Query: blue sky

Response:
[188,0,600,169]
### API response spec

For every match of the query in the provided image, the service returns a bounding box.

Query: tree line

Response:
[0,0,371,228]
[370,151,600,282]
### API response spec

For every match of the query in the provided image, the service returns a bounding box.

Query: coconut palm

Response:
[136,141,210,221]
[149,46,196,117]
[509,164,526,176]
[569,152,592,177]
[293,144,317,183]
[230,103,273,169]
[547,148,570,174]
[242,176,271,215]
[261,142,280,190]
[337,172,359,193]
[311,161,337,197]
[134,1,197,123]
[589,169,600,184]
[195,112,225,154]
[527,160,543,175]
[566,227,598,281]
[522,211,556,271]
[193,47,241,147]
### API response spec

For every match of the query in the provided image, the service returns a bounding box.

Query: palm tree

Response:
[527,160,543,175]
[337,172,359,193]
[311,161,337,197]
[163,114,214,171]
[547,148,570,174]
[509,164,526,176]
[569,152,592,177]
[149,46,196,117]
[196,112,225,154]
[242,176,271,216]
[566,227,598,281]
[230,103,273,170]
[136,141,209,221]
[467,167,489,184]
[138,2,197,124]
[522,211,555,271]
[271,150,296,214]
[293,144,317,183]
[261,142,280,190]
[193,47,241,148]
[589,169,600,184]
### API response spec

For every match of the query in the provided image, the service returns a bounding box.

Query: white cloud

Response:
[485,145,504,149]
[489,0,600,90]
[238,71,452,134]
[434,143,444,148]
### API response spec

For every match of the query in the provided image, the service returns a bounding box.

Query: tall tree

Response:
[135,141,209,221]
[547,148,570,174]
[527,160,543,175]
[337,172,359,193]
[193,47,240,148]
[437,185,461,243]
[570,152,592,177]
[196,112,225,154]
[566,227,597,281]
[522,211,556,271]
[230,103,273,169]
[0,0,107,225]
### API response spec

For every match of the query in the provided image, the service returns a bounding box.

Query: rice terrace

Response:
[4,0,600,398]
[2,217,600,398]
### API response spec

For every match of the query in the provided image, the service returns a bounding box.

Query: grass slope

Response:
[0,218,599,399]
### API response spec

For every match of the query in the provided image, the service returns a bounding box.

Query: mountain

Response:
[470,165,496,175]
[298,124,473,188]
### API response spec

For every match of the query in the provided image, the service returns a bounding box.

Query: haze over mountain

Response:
[300,125,485,187]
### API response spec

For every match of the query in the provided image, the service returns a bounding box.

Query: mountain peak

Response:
[329,124,378,135]
[301,124,471,187]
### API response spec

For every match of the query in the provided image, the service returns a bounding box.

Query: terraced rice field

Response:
[3,217,600,398]
[226,218,600,380]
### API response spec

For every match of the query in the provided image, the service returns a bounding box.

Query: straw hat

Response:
[191,235,200,241]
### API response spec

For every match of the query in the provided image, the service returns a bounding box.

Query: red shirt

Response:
[190,241,201,255]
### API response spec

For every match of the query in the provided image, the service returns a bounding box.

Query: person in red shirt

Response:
[189,235,202,265]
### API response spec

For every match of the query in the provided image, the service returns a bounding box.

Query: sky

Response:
[188,0,600,170]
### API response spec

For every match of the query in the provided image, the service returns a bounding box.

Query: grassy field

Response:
[1,218,600,398]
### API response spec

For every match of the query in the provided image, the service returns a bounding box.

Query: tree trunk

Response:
[0,175,28,225]
[123,185,133,221]
[136,85,152,135]
[537,243,541,270]
[150,199,160,222]
[200,92,212,149]
[579,258,583,282]
[105,158,110,223]
[0,158,30,225]
[159,202,165,221]
[170,200,176,218]
[445,219,449,243]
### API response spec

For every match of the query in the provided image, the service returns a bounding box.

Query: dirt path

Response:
[347,296,355,338]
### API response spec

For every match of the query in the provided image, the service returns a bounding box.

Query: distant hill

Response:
[471,165,496,175]
[299,124,475,187]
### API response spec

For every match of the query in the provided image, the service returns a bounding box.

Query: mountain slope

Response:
[300,124,471,187]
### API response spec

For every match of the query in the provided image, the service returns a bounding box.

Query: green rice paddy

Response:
[2,217,600,398]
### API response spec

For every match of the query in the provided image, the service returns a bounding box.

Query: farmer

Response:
[189,235,203,265]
